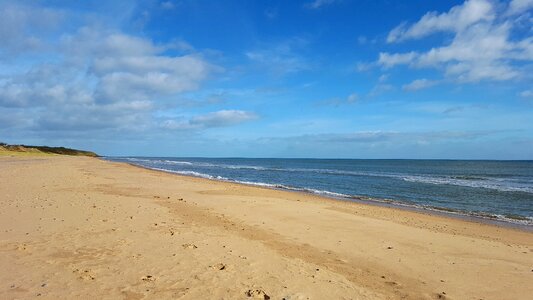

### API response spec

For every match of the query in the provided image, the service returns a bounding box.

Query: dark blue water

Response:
[106,157,533,226]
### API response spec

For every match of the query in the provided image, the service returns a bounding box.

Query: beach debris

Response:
[211,263,226,270]
[141,275,155,282]
[73,268,95,280]
[387,246,393,249]
[182,243,198,249]
[245,289,270,299]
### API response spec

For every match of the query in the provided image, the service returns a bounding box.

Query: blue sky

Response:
[0,0,532,159]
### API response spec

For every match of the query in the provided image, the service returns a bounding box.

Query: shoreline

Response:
[2,155,533,299]
[116,158,533,232]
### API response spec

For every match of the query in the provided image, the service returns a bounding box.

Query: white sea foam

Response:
[163,160,193,165]
[400,175,533,193]
[149,167,228,180]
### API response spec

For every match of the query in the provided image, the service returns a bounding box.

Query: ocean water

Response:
[106,157,533,226]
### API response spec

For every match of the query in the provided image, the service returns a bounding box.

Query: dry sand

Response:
[1,156,532,300]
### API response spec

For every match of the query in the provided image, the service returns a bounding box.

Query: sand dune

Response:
[1,156,532,299]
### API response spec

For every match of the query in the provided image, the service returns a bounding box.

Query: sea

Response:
[105,157,533,227]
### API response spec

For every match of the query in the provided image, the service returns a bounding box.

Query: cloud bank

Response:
[0,2,254,139]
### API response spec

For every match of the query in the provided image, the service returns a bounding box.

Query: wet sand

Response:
[1,156,532,299]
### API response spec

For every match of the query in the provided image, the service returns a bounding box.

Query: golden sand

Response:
[1,156,532,299]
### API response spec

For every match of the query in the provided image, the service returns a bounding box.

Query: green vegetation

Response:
[0,142,98,157]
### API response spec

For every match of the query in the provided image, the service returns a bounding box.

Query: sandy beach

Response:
[1,155,532,300]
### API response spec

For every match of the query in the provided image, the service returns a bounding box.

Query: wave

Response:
[149,167,228,180]
[119,157,194,166]
[400,175,533,193]
[231,180,351,198]
[114,157,533,194]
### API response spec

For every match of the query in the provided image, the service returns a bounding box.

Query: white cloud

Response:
[0,64,93,107]
[378,52,417,68]
[62,27,163,58]
[507,0,533,16]
[0,6,217,134]
[379,0,533,82]
[387,0,494,43]
[0,2,64,55]
[92,55,212,102]
[402,79,438,91]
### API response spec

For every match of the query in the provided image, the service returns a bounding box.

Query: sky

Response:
[0,0,532,159]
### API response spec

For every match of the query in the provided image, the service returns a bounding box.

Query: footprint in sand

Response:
[245,289,270,299]
[434,292,447,299]
[16,243,29,251]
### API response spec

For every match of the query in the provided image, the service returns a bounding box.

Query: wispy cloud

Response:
[245,38,310,75]
[160,110,258,130]
[368,83,394,97]
[519,89,533,97]
[318,93,359,107]
[386,0,494,43]
[262,130,507,145]
[402,78,439,91]
[378,52,417,69]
